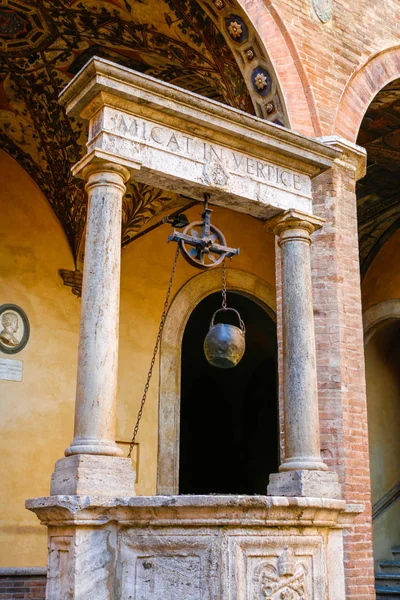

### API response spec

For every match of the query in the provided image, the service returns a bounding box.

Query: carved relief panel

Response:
[252,547,308,599]
[117,531,220,600]
[117,529,330,599]
[229,535,325,600]
[46,535,73,600]
[136,556,201,600]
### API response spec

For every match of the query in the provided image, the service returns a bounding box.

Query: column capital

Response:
[265,209,325,240]
[71,148,137,181]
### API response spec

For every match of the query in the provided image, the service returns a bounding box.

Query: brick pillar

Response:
[312,137,375,599]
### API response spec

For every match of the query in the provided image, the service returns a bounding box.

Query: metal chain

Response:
[127,244,180,458]
[222,259,227,309]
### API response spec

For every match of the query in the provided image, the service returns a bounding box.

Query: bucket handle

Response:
[210,308,245,333]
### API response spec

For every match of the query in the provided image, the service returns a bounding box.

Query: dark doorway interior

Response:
[179,291,278,495]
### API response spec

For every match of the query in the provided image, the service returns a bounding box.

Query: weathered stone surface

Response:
[59,57,340,221]
[26,495,360,600]
[265,210,328,475]
[268,470,342,499]
[65,163,130,460]
[50,455,135,497]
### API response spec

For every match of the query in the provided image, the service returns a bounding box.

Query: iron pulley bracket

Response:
[168,193,239,269]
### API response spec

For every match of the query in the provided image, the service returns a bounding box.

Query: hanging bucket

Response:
[204,308,246,369]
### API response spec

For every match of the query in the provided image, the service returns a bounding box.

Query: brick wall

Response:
[242,0,400,138]
[0,570,46,600]
[311,157,375,599]
[275,0,400,134]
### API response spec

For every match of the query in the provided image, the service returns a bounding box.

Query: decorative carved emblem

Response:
[213,0,225,8]
[202,159,229,188]
[228,21,242,39]
[225,15,248,42]
[0,304,30,355]
[254,72,268,91]
[253,547,308,599]
[312,0,333,23]
[245,48,255,61]
[252,68,271,96]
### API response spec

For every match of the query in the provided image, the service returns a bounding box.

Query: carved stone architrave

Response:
[312,0,333,23]
[59,58,339,224]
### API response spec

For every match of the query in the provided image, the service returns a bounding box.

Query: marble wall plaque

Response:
[0,358,23,382]
[0,304,30,354]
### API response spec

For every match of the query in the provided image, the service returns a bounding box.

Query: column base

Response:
[50,454,135,496]
[65,437,124,457]
[267,470,341,499]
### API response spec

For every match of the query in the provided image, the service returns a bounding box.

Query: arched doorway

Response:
[356,73,400,593]
[179,291,278,495]
[357,78,400,278]
[364,305,400,572]
[157,268,276,495]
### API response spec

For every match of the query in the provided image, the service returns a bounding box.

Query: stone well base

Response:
[26,495,361,600]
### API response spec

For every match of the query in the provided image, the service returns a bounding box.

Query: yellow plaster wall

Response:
[365,325,400,565]
[362,229,400,311]
[0,150,80,567]
[0,151,276,566]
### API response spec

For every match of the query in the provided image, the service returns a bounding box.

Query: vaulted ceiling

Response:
[0,0,286,263]
[357,79,400,277]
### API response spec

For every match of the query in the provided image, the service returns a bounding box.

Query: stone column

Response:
[266,209,341,499]
[51,158,136,496]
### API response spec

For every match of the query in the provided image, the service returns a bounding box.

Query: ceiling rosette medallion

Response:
[225,14,248,43]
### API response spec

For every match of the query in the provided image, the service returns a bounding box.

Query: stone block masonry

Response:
[0,569,46,600]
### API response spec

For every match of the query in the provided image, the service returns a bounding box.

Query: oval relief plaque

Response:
[312,0,333,23]
[0,304,30,354]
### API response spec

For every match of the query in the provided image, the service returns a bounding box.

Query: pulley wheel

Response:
[180,221,227,269]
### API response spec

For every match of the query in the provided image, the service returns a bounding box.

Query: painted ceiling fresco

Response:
[0,0,286,264]
[357,79,400,276]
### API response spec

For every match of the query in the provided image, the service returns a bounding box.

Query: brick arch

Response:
[334,45,400,142]
[236,0,320,137]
